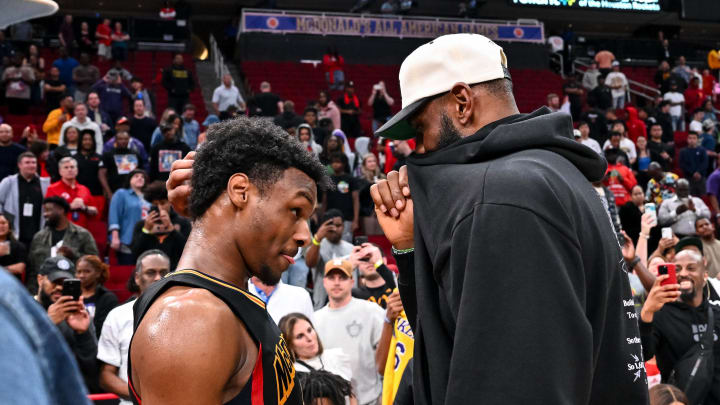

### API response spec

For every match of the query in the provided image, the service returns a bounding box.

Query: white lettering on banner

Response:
[626,336,641,344]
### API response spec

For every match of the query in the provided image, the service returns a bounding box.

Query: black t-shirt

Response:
[326,174,357,221]
[563,81,582,106]
[130,117,157,153]
[17,175,43,243]
[149,140,191,182]
[336,94,361,122]
[75,152,103,196]
[252,92,281,117]
[0,143,26,180]
[101,148,143,191]
[0,239,27,269]
[353,284,393,308]
[45,79,65,110]
[51,228,67,245]
[372,97,391,122]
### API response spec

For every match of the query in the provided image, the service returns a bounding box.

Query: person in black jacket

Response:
[369,33,649,404]
[149,123,190,182]
[161,53,195,114]
[640,249,720,404]
[350,242,396,308]
[75,254,118,339]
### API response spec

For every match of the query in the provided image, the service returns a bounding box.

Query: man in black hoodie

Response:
[640,249,720,403]
[370,33,649,404]
[162,54,195,114]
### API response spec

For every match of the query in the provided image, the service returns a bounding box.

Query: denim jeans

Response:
[281,257,310,287]
[0,271,90,404]
[671,115,685,132]
[325,70,345,91]
[612,94,626,109]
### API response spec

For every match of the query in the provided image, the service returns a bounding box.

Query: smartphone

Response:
[658,263,677,287]
[616,232,626,244]
[354,236,369,246]
[62,279,82,301]
[661,227,673,240]
[644,203,657,226]
[149,205,162,224]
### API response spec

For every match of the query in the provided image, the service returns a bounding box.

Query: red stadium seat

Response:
[106,265,135,303]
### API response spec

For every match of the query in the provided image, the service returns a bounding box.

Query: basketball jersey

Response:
[127,269,302,405]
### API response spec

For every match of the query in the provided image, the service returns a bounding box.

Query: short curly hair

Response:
[190,117,331,219]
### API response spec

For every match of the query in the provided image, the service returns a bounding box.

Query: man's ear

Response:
[449,82,474,127]
[227,173,251,209]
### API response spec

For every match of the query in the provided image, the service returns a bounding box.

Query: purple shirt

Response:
[707,169,720,198]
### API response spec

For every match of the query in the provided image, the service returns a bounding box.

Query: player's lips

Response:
[282,255,295,265]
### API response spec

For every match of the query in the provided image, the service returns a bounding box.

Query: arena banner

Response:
[241,10,544,43]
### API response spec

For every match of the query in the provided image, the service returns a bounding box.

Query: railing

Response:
[571,58,660,102]
[209,34,230,80]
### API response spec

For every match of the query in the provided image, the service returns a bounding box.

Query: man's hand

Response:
[385,290,403,323]
[688,198,696,212]
[693,172,702,181]
[58,114,68,123]
[166,151,195,218]
[314,219,336,242]
[144,211,159,232]
[66,297,91,333]
[86,206,98,216]
[640,275,680,323]
[620,231,635,262]
[70,197,85,210]
[676,204,689,215]
[110,232,121,251]
[0,242,9,256]
[370,166,414,250]
[640,212,656,236]
[47,295,84,325]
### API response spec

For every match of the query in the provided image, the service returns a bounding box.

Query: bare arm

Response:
[375,322,393,374]
[382,90,394,106]
[352,190,360,225]
[99,363,130,399]
[367,90,377,107]
[98,168,112,198]
[5,263,26,278]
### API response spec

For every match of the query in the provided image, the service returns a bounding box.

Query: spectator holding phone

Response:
[349,243,396,308]
[658,179,711,238]
[640,249,720,404]
[35,256,99,393]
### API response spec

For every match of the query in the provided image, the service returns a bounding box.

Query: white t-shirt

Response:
[212,85,245,113]
[663,92,685,118]
[294,347,352,381]
[581,138,602,155]
[603,137,637,161]
[97,300,135,405]
[314,298,385,404]
[247,280,314,325]
[605,71,628,98]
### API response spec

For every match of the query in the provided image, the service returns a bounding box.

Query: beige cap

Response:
[376,33,510,140]
[324,258,353,277]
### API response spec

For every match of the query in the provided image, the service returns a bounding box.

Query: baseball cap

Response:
[115,116,130,128]
[573,129,581,138]
[375,33,511,140]
[611,60,620,67]
[702,119,716,131]
[324,258,353,277]
[39,256,76,282]
[675,236,704,256]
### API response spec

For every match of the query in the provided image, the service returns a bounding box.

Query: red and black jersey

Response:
[127,269,302,405]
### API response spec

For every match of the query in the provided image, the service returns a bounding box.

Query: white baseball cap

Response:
[376,33,511,140]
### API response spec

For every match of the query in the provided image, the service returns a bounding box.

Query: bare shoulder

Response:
[130,286,256,404]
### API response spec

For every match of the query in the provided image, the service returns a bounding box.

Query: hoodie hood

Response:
[626,106,639,122]
[407,107,607,182]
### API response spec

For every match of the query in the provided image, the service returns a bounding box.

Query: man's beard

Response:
[46,216,59,228]
[255,264,281,287]
[435,113,463,151]
[39,287,54,309]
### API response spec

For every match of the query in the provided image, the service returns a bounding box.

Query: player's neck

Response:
[177,221,250,290]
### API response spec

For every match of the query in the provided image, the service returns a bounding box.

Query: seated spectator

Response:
[0,123,26,181]
[99,130,145,196]
[0,211,27,280]
[323,152,359,242]
[695,218,720,278]
[0,152,49,247]
[43,95,74,148]
[587,75,612,111]
[2,53,34,115]
[86,91,113,136]
[91,71,132,125]
[35,256,99,392]
[108,169,149,264]
[646,162,679,206]
[318,90,341,131]
[211,73,245,116]
[679,131,708,196]
[649,384,689,405]
[604,155,637,207]
[48,126,81,180]
[684,77,705,116]
[658,179,711,237]
[247,275,314,324]
[314,258,385,405]
[149,121,190,182]
[95,18,112,61]
[72,53,100,102]
[576,120,601,154]
[46,157,98,229]
[349,243,396,308]
[78,22,93,55]
[74,130,103,196]
[640,249,720,404]
[180,104,199,150]
[663,81,686,131]
[297,123,323,157]
[59,102,103,154]
[337,81,362,138]
[130,77,154,118]
[129,99,157,152]
[647,123,674,171]
[97,250,170,404]
[130,181,189,269]
[110,22,130,62]
[162,53,196,113]
[306,209,354,309]
[76,254,118,338]
[52,47,78,91]
[279,312,352,378]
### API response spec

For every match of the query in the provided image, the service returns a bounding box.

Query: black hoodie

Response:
[400,107,648,404]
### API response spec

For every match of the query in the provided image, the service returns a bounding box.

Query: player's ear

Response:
[227,173,251,209]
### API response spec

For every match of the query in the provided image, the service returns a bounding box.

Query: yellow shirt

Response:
[42,108,69,145]
[382,311,414,405]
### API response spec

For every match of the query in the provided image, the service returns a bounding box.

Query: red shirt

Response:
[46,180,93,228]
[603,163,637,206]
[684,87,705,116]
[96,24,111,46]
